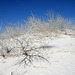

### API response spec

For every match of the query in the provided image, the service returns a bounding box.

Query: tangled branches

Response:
[16,40,49,66]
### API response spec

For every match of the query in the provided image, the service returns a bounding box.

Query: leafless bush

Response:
[0,11,74,39]
[10,36,50,66]
[0,33,50,66]
[24,11,73,38]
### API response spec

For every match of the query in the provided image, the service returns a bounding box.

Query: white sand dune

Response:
[0,34,75,75]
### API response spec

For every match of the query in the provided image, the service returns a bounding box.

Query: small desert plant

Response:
[0,33,50,66]
[24,11,73,37]
[0,11,74,39]
[10,36,50,66]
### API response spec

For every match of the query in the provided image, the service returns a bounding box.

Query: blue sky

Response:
[0,0,75,27]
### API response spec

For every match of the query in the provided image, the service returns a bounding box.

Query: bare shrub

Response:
[0,32,50,66]
[10,36,50,66]
[25,11,72,38]
[44,11,72,36]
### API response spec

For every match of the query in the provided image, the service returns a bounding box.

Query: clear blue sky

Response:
[0,0,75,26]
